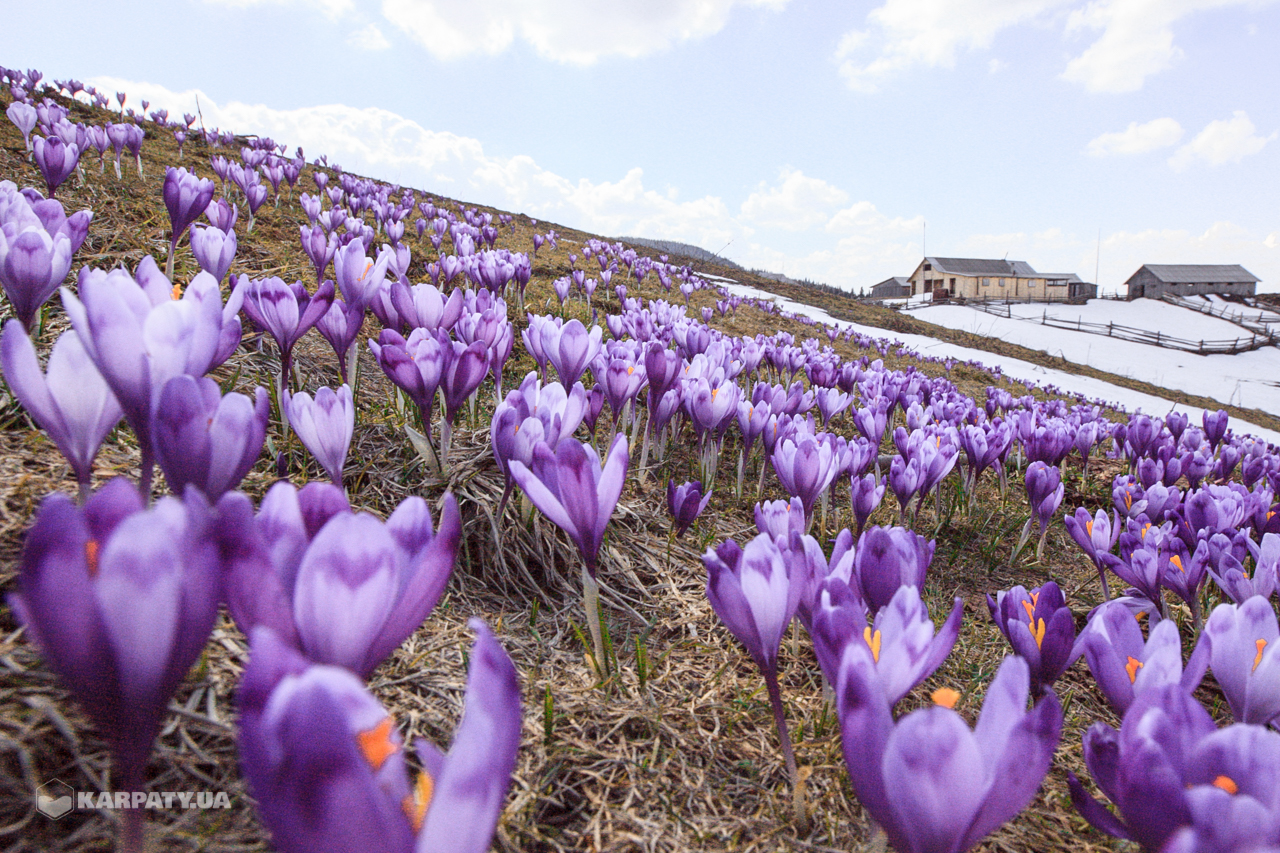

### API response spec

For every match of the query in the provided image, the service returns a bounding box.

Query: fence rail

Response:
[1035,311,1277,355]
[1160,294,1280,338]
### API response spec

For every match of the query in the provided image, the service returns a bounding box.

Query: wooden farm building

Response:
[906,257,1096,301]
[869,276,911,298]
[1124,264,1259,300]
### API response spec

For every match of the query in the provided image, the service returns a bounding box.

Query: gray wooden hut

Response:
[869,276,911,299]
[1125,264,1259,300]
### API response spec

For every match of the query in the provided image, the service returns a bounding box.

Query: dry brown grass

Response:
[0,85,1228,853]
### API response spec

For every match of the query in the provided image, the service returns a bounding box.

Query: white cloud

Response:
[348,22,391,51]
[378,0,789,64]
[201,0,353,19]
[1168,111,1277,171]
[834,0,1069,92]
[1061,0,1273,93]
[739,168,849,232]
[1085,117,1183,156]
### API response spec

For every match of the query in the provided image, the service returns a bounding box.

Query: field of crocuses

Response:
[3,65,1280,853]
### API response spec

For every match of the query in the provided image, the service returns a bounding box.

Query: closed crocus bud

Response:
[542,319,602,389]
[850,473,886,536]
[667,480,711,539]
[286,384,354,488]
[314,298,365,385]
[7,101,37,149]
[1,321,123,495]
[162,166,215,250]
[1203,409,1230,452]
[151,375,268,499]
[853,525,935,615]
[333,240,390,314]
[238,275,336,381]
[32,136,79,196]
[237,619,519,853]
[771,435,841,525]
[0,219,73,332]
[987,581,1078,697]
[205,197,237,233]
[189,224,236,283]
[8,480,221,802]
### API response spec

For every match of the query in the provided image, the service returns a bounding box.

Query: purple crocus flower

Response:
[32,136,79,196]
[162,167,215,278]
[9,480,220,848]
[854,525,935,615]
[286,384,354,488]
[1159,725,1280,853]
[850,472,886,536]
[1203,409,1230,452]
[151,375,268,499]
[1065,506,1122,599]
[771,434,841,526]
[1204,597,1280,725]
[1068,684,1219,852]
[1018,461,1063,561]
[754,496,806,541]
[667,479,711,539]
[222,484,461,678]
[1073,600,1207,715]
[62,259,225,495]
[237,619,519,853]
[509,434,628,670]
[1,321,123,498]
[315,297,365,386]
[813,580,962,708]
[542,318,602,388]
[206,197,238,233]
[0,212,74,333]
[7,101,37,150]
[333,239,391,314]
[438,337,489,461]
[391,281,463,332]
[836,654,1063,853]
[189,224,236,283]
[704,532,806,794]
[986,581,1078,696]
[237,275,336,390]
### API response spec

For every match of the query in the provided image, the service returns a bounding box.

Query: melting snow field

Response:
[714,283,1280,446]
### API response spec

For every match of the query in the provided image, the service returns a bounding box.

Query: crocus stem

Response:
[119,806,144,853]
[164,239,176,281]
[762,667,801,818]
[582,565,607,677]
[78,477,91,505]
[138,443,154,503]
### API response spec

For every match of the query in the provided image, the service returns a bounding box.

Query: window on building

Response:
[998,278,1005,287]
[1029,279,1038,287]
[981,278,989,286]
[924,263,932,271]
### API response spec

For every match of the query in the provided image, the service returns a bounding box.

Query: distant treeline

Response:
[614,236,745,269]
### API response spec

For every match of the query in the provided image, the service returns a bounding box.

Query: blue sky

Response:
[4,0,1278,292]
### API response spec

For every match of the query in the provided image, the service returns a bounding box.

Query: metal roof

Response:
[925,257,1038,276]
[1130,264,1259,284]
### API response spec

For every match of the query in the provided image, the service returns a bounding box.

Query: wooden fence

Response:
[1034,311,1278,355]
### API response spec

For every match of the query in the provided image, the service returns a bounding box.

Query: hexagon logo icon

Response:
[36,779,75,820]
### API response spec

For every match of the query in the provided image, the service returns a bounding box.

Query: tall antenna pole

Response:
[923,221,926,258]
[1095,228,1101,291]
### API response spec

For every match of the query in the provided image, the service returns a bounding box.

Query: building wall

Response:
[1126,269,1258,300]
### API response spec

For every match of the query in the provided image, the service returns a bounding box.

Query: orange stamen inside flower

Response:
[1170,554,1184,573]
[357,717,398,771]
[85,540,100,578]
[1212,775,1239,795]
[1126,656,1143,683]
[710,388,718,400]
[932,687,960,709]
[1032,618,1046,649]
[171,283,183,300]
[402,770,434,832]
[863,627,882,662]
[1086,520,1094,537]
[1021,600,1035,621]
[626,365,634,375]
[1254,639,1268,673]
[358,259,373,281]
